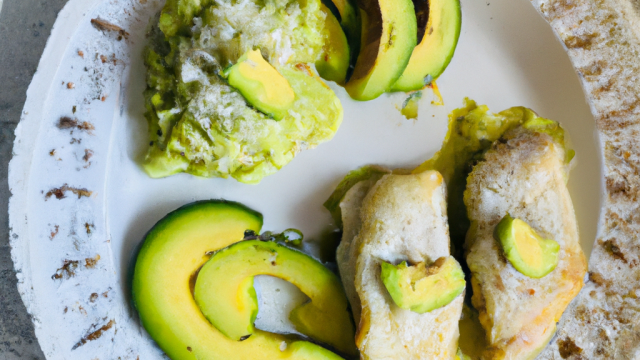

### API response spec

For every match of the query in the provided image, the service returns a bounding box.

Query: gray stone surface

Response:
[0,0,69,358]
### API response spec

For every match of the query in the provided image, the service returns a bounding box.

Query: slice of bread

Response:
[531,1,640,357]
[337,171,464,360]
[464,127,587,359]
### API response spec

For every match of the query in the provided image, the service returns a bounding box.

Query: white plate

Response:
[8,0,601,358]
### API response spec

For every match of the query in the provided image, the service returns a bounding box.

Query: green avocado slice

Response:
[380,256,465,313]
[344,0,417,100]
[225,49,295,120]
[391,0,462,91]
[494,214,560,278]
[194,239,358,356]
[325,0,361,74]
[132,200,345,360]
[316,4,351,85]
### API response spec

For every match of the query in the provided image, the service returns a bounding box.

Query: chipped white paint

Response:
[8,0,602,358]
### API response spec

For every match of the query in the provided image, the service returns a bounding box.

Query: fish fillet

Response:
[337,171,464,360]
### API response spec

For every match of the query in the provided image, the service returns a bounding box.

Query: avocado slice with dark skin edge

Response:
[195,239,358,357]
[317,4,351,85]
[323,0,361,80]
[132,200,346,360]
[494,214,560,279]
[391,0,462,91]
[344,0,417,100]
[380,256,466,313]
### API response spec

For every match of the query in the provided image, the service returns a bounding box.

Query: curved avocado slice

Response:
[324,0,361,77]
[132,200,344,360]
[392,0,462,91]
[194,240,357,356]
[344,0,417,100]
[494,214,560,278]
[317,4,351,84]
[225,49,295,120]
[380,256,465,313]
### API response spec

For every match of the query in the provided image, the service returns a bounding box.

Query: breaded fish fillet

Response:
[337,171,464,360]
[464,127,587,359]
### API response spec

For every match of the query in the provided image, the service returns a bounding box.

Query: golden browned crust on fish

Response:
[530,0,640,358]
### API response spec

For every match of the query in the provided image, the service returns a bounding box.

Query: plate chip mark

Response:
[50,225,59,240]
[85,222,95,235]
[72,319,116,350]
[91,18,129,40]
[85,254,101,268]
[83,149,94,162]
[52,260,79,280]
[45,184,93,200]
[58,116,95,133]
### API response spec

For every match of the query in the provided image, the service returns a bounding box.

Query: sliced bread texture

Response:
[531,0,640,357]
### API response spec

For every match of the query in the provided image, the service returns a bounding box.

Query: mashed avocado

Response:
[143,0,341,183]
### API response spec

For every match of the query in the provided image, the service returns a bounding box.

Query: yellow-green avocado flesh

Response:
[316,4,351,84]
[325,0,361,72]
[380,256,465,313]
[195,240,357,356]
[132,200,346,359]
[344,0,417,100]
[494,214,560,278]
[391,0,462,91]
[225,50,295,120]
[144,0,341,184]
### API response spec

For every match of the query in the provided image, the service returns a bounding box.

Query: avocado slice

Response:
[324,0,361,77]
[194,239,357,356]
[391,0,462,91]
[132,200,344,360]
[344,0,417,100]
[494,214,560,278]
[380,256,465,313]
[317,4,351,84]
[225,49,295,120]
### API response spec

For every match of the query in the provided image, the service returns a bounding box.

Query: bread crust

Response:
[530,0,640,358]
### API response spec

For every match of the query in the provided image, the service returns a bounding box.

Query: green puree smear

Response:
[143,0,342,184]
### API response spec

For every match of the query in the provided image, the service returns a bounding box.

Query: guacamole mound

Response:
[143,0,341,184]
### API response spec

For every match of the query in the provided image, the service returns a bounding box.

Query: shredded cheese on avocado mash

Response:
[143,0,341,183]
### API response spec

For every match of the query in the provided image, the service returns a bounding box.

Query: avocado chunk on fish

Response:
[381,256,466,313]
[494,214,560,279]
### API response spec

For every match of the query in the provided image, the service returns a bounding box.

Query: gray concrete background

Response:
[0,0,69,358]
